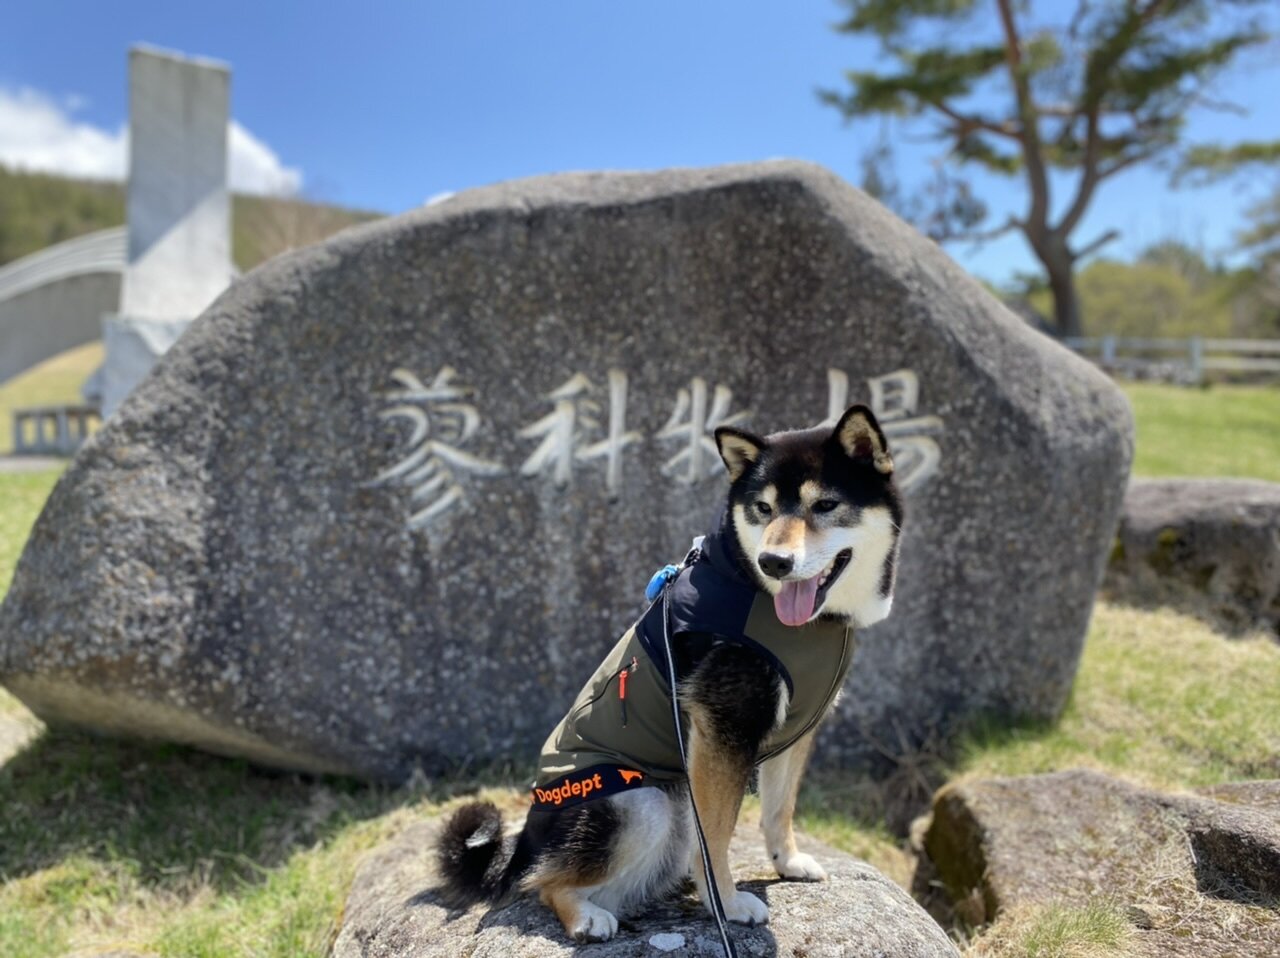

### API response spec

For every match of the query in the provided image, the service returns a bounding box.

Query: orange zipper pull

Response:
[619,669,628,726]
[619,657,637,727]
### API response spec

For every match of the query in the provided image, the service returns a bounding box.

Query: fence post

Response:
[55,410,71,455]
[1188,337,1204,385]
[1101,335,1117,366]
[12,412,25,454]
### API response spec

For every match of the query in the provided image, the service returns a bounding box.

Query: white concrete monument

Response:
[100,46,233,416]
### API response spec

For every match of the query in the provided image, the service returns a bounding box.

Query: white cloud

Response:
[0,86,302,196]
[228,121,302,196]
[0,87,126,179]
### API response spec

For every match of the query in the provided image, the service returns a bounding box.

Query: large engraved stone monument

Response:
[99,46,233,416]
[0,162,1133,780]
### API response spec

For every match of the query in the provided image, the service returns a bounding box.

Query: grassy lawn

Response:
[0,725,523,958]
[0,469,61,598]
[954,602,1280,788]
[1125,381,1280,483]
[0,377,1276,956]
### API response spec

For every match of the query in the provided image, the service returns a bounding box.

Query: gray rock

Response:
[924,769,1280,956]
[332,819,959,958]
[1197,780,1280,811]
[1185,790,1280,904]
[0,161,1132,779]
[1108,478,1280,635]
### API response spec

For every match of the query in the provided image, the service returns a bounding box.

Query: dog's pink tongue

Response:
[774,576,820,627]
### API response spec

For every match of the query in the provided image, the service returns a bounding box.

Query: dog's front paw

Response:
[569,902,618,943]
[774,851,828,881]
[723,889,769,926]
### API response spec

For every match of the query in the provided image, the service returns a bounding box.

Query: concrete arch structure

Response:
[0,228,126,386]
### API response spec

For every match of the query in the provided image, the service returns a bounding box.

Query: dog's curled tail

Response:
[435,801,523,907]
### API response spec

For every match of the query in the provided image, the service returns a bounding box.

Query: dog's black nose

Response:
[758,553,794,579]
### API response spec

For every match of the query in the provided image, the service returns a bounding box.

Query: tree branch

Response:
[1175,140,1280,185]
[956,215,1025,245]
[1059,0,1172,239]
[995,0,1050,239]
[1068,0,1093,44]
[1190,94,1248,116]
[1099,148,1160,180]
[1038,103,1129,118]
[1058,110,1101,237]
[1072,229,1121,260]
[1058,145,1158,237]
[928,100,1021,140]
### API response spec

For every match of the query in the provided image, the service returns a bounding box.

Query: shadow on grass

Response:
[798,767,938,840]
[0,724,515,894]
[799,711,1066,839]
[954,711,1063,757]
[1100,573,1279,641]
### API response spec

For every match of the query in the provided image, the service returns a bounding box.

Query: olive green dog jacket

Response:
[532,521,855,810]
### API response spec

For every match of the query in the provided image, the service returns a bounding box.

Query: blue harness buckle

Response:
[644,564,681,602]
[644,536,705,603]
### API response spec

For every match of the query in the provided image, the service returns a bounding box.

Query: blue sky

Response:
[2,0,1277,284]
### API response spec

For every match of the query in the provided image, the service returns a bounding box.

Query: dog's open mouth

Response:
[774,550,853,627]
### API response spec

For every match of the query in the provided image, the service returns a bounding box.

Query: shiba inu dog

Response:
[435,404,903,944]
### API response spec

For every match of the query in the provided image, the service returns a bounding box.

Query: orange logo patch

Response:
[618,769,644,785]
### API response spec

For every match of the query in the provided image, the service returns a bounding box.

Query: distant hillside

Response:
[0,165,382,272]
[0,166,123,265]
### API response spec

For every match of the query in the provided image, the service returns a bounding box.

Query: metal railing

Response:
[1062,336,1280,384]
[12,405,101,456]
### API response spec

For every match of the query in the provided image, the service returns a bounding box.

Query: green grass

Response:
[0,729,415,958]
[954,603,1280,790]
[1122,381,1280,483]
[1017,902,1133,958]
[0,719,530,958]
[970,901,1134,958]
[0,469,62,597]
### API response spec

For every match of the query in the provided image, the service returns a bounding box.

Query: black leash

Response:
[658,581,739,958]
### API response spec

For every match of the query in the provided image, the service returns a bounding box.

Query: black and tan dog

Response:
[435,404,903,943]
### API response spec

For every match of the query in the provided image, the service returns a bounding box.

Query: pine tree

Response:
[820,0,1274,337]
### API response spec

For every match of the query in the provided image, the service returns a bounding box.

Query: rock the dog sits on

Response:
[435,403,903,944]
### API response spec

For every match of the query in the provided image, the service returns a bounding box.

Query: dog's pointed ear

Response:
[715,427,765,482]
[833,405,893,475]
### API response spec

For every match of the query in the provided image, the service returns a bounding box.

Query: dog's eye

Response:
[755,501,773,516]
[812,499,840,514]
